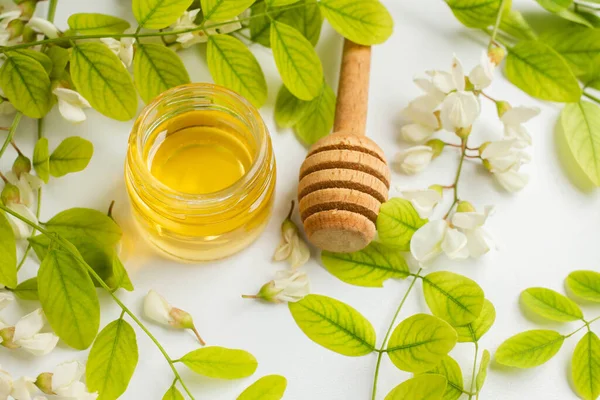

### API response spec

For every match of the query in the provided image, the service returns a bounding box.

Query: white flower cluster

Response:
[169,9,241,48]
[0,360,97,400]
[1,162,42,240]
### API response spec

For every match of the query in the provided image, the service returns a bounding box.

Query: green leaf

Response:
[274,85,309,128]
[10,50,53,75]
[271,21,324,100]
[288,294,376,356]
[505,40,581,102]
[237,375,287,400]
[0,213,17,289]
[542,27,600,76]
[499,10,537,40]
[49,137,93,178]
[202,0,256,21]
[446,0,507,29]
[134,43,191,104]
[105,254,134,292]
[318,0,393,45]
[180,346,258,379]
[476,350,490,392]
[249,2,272,46]
[295,83,336,145]
[68,13,131,34]
[455,299,496,343]
[560,101,600,186]
[556,8,594,27]
[422,271,485,327]
[33,137,50,183]
[267,0,300,6]
[376,198,427,251]
[419,356,463,400]
[573,331,600,400]
[207,35,267,108]
[321,242,409,287]
[162,386,184,400]
[566,270,600,302]
[0,54,52,118]
[87,318,139,400]
[12,278,39,301]
[133,0,193,29]
[71,43,137,121]
[387,314,457,373]
[38,248,100,350]
[45,46,71,79]
[496,329,565,368]
[521,287,583,322]
[536,0,572,13]
[250,1,322,47]
[384,374,447,400]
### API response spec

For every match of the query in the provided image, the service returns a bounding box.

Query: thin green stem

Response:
[566,315,600,338]
[488,0,508,50]
[0,205,196,400]
[584,91,600,104]
[443,140,468,219]
[371,269,423,400]
[46,0,59,23]
[468,342,479,400]
[0,113,22,160]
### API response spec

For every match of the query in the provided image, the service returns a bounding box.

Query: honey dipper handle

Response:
[333,39,372,136]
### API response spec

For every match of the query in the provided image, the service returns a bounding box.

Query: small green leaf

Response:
[68,13,131,34]
[38,248,100,350]
[419,356,463,400]
[556,8,594,27]
[496,329,565,368]
[0,54,52,118]
[321,242,409,287]
[87,318,139,400]
[271,21,324,100]
[384,374,447,400]
[295,83,336,145]
[106,254,134,292]
[237,375,287,400]
[134,43,191,103]
[0,213,17,289]
[572,331,600,400]
[521,287,583,322]
[476,350,490,392]
[505,40,582,102]
[376,198,427,251]
[207,35,268,108]
[249,2,273,47]
[536,0,572,12]
[33,137,50,183]
[42,208,122,248]
[288,294,376,356]
[162,385,184,400]
[274,85,309,128]
[13,278,39,301]
[71,43,137,121]
[202,0,256,21]
[566,270,600,302]
[455,299,496,343]
[499,10,537,40]
[542,27,600,76]
[319,0,393,45]
[561,101,600,186]
[180,346,258,379]
[387,314,457,373]
[446,0,507,29]
[267,0,300,6]
[49,137,93,178]
[45,46,71,79]
[422,271,485,326]
[133,0,193,29]
[10,50,53,75]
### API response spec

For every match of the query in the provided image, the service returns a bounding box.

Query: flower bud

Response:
[456,201,476,213]
[464,76,474,92]
[428,184,444,196]
[455,126,472,140]
[433,110,442,130]
[0,327,18,349]
[168,308,194,330]
[21,25,36,42]
[6,19,24,40]
[18,0,35,19]
[479,141,490,155]
[426,139,445,159]
[35,372,53,395]
[482,159,493,172]
[12,154,31,178]
[488,47,506,66]
[496,100,512,118]
[1,182,20,205]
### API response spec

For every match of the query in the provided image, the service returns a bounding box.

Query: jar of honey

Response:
[125,84,276,262]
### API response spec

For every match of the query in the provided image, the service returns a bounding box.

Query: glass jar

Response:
[125,84,276,262]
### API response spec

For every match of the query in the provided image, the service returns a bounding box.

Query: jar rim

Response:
[128,83,270,208]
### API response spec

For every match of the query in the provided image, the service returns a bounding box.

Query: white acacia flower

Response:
[501,105,540,146]
[494,168,529,192]
[5,171,41,208]
[480,139,531,173]
[244,270,310,303]
[101,32,135,67]
[440,91,480,131]
[427,55,466,94]
[0,365,12,400]
[402,188,443,219]
[452,206,495,258]
[2,171,40,239]
[394,145,434,175]
[469,50,495,90]
[0,10,21,46]
[400,95,441,143]
[52,88,91,124]
[12,309,59,356]
[410,220,469,264]
[26,17,59,39]
[51,362,97,400]
[0,292,13,311]
[171,9,206,48]
[413,77,446,104]
[273,204,310,269]
[10,377,38,400]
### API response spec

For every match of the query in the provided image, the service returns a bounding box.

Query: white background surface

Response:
[3,0,600,399]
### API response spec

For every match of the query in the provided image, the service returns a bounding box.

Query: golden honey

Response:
[125,84,276,262]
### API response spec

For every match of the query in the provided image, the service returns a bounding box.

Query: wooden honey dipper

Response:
[298,39,390,253]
